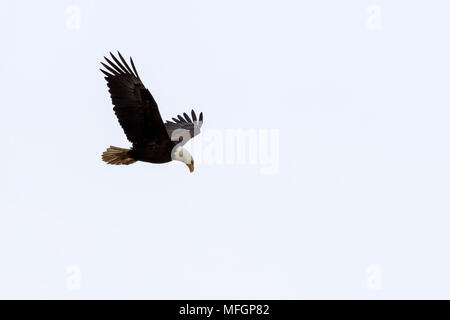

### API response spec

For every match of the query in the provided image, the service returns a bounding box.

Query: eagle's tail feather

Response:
[102,146,136,165]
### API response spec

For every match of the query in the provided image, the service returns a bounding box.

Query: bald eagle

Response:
[100,52,203,172]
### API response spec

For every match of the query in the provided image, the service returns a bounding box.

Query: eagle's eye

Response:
[179,150,183,158]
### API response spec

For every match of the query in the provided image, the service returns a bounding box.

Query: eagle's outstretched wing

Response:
[164,110,203,145]
[100,52,170,144]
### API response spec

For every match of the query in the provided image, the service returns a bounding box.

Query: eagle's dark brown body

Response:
[128,140,176,164]
[100,52,203,167]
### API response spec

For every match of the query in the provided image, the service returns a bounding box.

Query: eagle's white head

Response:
[173,147,194,173]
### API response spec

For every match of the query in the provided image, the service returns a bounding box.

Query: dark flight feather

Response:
[101,62,120,76]
[130,57,140,80]
[108,53,128,74]
[183,112,192,123]
[100,68,114,78]
[104,56,125,74]
[117,51,135,76]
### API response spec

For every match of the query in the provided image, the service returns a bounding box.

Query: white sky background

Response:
[0,0,450,299]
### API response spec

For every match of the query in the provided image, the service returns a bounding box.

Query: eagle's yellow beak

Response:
[187,163,194,173]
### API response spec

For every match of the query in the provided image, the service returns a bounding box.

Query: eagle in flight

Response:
[100,52,203,172]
